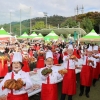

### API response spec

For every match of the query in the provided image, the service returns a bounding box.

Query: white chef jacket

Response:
[39,66,62,84]
[81,55,96,68]
[63,55,78,69]
[0,70,33,95]
[93,53,100,62]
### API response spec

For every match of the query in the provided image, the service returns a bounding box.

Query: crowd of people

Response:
[0,39,100,100]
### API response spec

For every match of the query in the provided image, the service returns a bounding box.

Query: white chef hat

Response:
[46,51,53,59]
[12,52,22,62]
[93,46,98,51]
[68,44,74,50]
[87,46,93,52]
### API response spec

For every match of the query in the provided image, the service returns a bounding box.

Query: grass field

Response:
[29,73,100,100]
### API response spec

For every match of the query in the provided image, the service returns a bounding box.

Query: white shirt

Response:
[0,70,33,95]
[93,53,100,62]
[39,66,62,84]
[81,56,96,68]
[63,55,78,69]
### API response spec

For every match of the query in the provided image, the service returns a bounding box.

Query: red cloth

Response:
[53,54,58,65]
[7,72,29,100]
[99,62,100,75]
[36,46,40,51]
[22,60,30,72]
[10,54,13,64]
[73,49,81,59]
[41,76,58,100]
[80,57,93,86]
[0,60,8,77]
[99,61,100,75]
[29,50,33,57]
[92,62,99,79]
[64,52,68,56]
[36,56,45,68]
[62,60,76,95]
[33,46,36,50]
[7,93,28,100]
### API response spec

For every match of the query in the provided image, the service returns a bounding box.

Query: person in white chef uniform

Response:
[79,46,96,98]
[92,45,100,86]
[60,44,79,100]
[0,52,33,100]
[40,51,62,100]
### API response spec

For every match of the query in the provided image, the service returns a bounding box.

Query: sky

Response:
[0,0,100,24]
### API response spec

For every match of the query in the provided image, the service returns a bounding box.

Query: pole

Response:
[43,12,47,28]
[58,24,59,29]
[46,15,47,28]
[49,24,50,29]
[30,7,31,34]
[78,22,81,46]
[74,8,76,20]
[10,12,11,33]
[20,9,21,36]
[77,5,79,15]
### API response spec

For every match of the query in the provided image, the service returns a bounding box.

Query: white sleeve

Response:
[0,73,10,90]
[39,68,47,81]
[56,68,63,79]
[23,73,33,90]
[63,56,67,62]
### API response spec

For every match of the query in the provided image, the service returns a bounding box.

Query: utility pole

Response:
[10,12,11,34]
[74,8,76,20]
[58,24,59,29]
[20,9,21,36]
[43,12,47,28]
[30,7,31,34]
[81,5,84,14]
[76,5,79,15]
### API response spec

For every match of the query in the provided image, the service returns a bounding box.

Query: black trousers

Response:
[0,77,4,79]
[80,85,90,95]
[93,79,97,85]
[60,94,72,100]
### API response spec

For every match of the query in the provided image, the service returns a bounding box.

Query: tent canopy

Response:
[85,29,99,36]
[79,29,100,41]
[0,28,8,35]
[18,32,29,38]
[33,33,44,40]
[0,28,12,38]
[44,30,59,41]
[60,34,65,39]
[29,32,37,38]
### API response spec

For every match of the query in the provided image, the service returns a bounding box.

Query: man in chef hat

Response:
[0,52,33,100]
[92,45,100,86]
[79,46,96,98]
[60,44,79,100]
[40,51,62,100]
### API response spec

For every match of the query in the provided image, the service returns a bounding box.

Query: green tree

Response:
[81,18,93,33]
[61,18,78,28]
[32,21,45,30]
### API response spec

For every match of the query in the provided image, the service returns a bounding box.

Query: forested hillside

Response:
[0,12,100,36]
